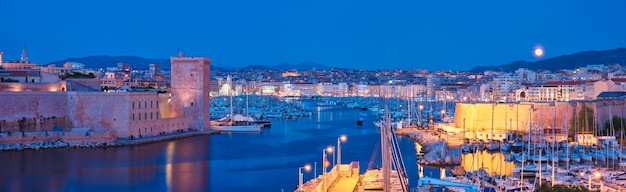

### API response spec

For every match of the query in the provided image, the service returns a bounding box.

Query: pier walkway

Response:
[328,175,359,192]
[297,161,360,192]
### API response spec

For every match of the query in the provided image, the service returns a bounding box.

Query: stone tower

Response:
[170,52,211,130]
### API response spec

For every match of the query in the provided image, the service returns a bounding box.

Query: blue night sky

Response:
[1,0,625,71]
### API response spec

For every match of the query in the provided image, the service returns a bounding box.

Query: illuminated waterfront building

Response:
[0,51,212,145]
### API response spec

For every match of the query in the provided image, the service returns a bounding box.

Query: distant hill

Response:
[239,62,332,71]
[48,55,230,71]
[239,64,271,71]
[270,61,332,71]
[49,55,171,70]
[469,48,626,73]
[49,56,331,71]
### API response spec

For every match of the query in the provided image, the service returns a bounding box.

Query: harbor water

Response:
[0,100,443,192]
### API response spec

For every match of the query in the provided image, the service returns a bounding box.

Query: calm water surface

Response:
[0,103,428,192]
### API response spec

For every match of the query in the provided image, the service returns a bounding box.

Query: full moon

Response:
[533,46,544,58]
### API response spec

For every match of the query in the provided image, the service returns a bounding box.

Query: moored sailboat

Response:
[210,75,262,132]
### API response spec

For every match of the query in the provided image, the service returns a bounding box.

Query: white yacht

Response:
[210,114,262,132]
[210,75,262,132]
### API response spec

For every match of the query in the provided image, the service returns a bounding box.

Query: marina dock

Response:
[298,162,360,192]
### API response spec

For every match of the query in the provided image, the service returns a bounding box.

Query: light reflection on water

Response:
[0,101,461,192]
[461,150,516,176]
[413,141,515,178]
[0,104,402,191]
[0,135,211,192]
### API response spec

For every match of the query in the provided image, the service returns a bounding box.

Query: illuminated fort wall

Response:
[0,81,66,92]
[453,100,626,133]
[0,91,192,140]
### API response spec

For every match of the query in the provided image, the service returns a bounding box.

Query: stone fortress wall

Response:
[453,99,626,133]
[0,53,212,146]
[0,91,196,145]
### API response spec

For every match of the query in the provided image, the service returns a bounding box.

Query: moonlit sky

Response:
[1,0,625,71]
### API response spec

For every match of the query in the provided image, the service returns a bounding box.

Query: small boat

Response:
[593,152,606,162]
[558,153,570,162]
[461,144,471,154]
[570,153,581,163]
[531,154,548,163]
[500,142,512,151]
[512,152,527,163]
[505,154,515,162]
[511,139,524,152]
[607,150,618,160]
[581,152,593,162]
[487,140,499,152]
[252,118,272,128]
[211,124,262,132]
[477,142,486,151]
[513,164,551,178]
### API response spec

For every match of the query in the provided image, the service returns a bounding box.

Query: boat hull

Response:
[212,125,262,132]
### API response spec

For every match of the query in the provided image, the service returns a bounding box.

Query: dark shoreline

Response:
[0,129,219,152]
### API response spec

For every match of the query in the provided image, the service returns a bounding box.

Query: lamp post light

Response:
[337,135,347,176]
[322,147,332,192]
[581,171,602,191]
[588,171,601,191]
[327,146,334,168]
[298,164,312,191]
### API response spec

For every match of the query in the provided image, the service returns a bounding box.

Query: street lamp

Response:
[321,147,332,192]
[327,146,335,170]
[337,135,347,176]
[298,164,312,191]
[581,171,602,191]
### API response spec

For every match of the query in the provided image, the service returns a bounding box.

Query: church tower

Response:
[170,51,211,130]
[20,44,29,63]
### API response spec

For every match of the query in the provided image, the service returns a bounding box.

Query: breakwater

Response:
[397,128,461,166]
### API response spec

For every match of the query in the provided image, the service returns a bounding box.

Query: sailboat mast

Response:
[552,103,556,186]
[609,104,614,167]
[619,101,626,162]
[229,75,233,124]
[408,86,412,123]
[246,84,249,116]
[489,103,496,138]
[538,107,543,187]
[565,110,569,171]
[521,105,533,186]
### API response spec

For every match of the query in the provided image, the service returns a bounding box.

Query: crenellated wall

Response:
[0,81,66,92]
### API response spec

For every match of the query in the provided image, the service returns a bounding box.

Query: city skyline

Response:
[1,0,626,71]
